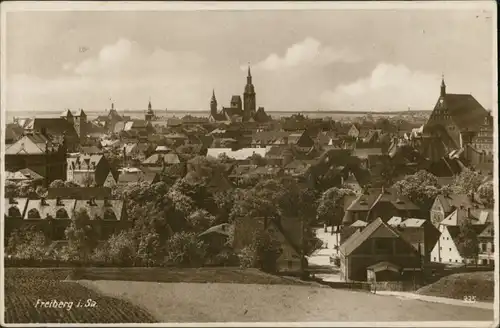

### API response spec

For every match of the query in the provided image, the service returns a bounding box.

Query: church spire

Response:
[211,89,217,103]
[148,97,152,111]
[440,74,446,97]
[247,63,252,84]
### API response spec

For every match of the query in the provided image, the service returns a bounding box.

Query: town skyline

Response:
[3,4,496,113]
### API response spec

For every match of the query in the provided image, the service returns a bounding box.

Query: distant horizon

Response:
[4,5,495,113]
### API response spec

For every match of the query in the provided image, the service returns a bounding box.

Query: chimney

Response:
[467,208,471,218]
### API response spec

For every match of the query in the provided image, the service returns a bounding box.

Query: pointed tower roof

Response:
[247,63,252,77]
[211,89,217,102]
[147,97,153,113]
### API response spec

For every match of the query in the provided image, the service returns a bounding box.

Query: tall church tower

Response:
[440,75,446,97]
[210,89,218,117]
[243,64,256,121]
[145,98,155,121]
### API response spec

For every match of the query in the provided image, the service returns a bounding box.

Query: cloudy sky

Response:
[4,4,495,112]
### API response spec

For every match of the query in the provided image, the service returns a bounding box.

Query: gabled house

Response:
[339,218,421,282]
[431,207,492,265]
[5,133,67,184]
[430,193,483,227]
[347,124,361,138]
[477,223,494,266]
[342,187,421,225]
[387,217,440,263]
[67,154,113,187]
[233,216,305,274]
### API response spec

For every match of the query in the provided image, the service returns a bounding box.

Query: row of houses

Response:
[5,188,128,241]
[336,186,494,282]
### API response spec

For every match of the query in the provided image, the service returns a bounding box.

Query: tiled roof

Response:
[435,194,477,213]
[207,148,268,161]
[442,94,489,131]
[24,198,76,220]
[387,216,404,226]
[18,168,44,181]
[339,218,400,256]
[74,199,124,220]
[47,187,111,199]
[142,153,181,165]
[5,135,50,155]
[400,218,426,228]
[6,171,31,181]
[5,198,29,218]
[477,223,494,238]
[346,188,419,212]
[67,155,104,171]
[350,220,368,228]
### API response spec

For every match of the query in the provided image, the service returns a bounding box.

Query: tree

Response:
[477,181,493,208]
[136,231,163,266]
[317,187,355,227]
[452,170,484,197]
[455,219,479,266]
[249,153,267,167]
[186,209,216,233]
[164,232,207,267]
[106,229,137,265]
[64,208,99,263]
[393,170,442,215]
[49,179,66,188]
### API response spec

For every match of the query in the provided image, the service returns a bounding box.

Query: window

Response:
[449,259,451,262]
[56,208,68,219]
[7,207,21,218]
[455,260,458,263]
[103,209,117,220]
[449,248,452,251]
[287,260,293,270]
[27,208,41,219]
[433,257,436,261]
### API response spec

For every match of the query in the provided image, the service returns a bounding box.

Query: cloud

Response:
[320,63,442,111]
[7,38,209,111]
[67,38,205,77]
[246,37,360,71]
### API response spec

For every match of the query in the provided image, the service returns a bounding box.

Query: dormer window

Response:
[27,208,41,219]
[56,208,69,219]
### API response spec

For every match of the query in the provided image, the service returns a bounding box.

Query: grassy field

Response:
[416,271,495,302]
[81,280,494,322]
[4,268,157,323]
[64,266,318,285]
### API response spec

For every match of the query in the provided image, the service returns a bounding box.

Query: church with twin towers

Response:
[209,65,269,123]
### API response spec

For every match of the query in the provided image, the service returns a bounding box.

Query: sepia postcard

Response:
[0,1,498,327]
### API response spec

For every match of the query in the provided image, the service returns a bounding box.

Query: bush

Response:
[106,230,137,266]
[164,232,207,267]
[6,229,48,260]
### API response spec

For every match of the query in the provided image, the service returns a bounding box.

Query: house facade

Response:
[339,218,421,282]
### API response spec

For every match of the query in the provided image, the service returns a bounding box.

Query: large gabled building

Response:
[422,77,492,163]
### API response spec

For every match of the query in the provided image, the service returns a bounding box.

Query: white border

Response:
[0,1,498,327]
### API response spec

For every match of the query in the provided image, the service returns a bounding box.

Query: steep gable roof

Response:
[339,218,401,256]
[5,135,49,155]
[443,94,489,131]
